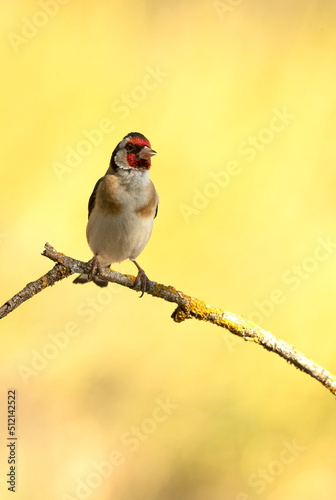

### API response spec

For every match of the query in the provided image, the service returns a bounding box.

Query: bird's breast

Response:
[86,173,158,265]
[96,173,157,217]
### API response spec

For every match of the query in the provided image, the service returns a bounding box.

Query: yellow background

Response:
[1,1,336,498]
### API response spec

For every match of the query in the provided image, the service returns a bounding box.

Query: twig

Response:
[1,243,335,396]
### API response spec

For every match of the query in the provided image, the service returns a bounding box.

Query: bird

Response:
[73,132,159,296]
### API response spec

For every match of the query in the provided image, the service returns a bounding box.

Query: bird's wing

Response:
[154,202,158,219]
[88,177,104,218]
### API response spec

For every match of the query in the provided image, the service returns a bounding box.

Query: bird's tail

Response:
[73,273,108,288]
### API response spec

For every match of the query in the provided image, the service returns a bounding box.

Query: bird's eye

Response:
[126,143,135,153]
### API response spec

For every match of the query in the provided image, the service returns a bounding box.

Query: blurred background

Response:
[1,0,336,498]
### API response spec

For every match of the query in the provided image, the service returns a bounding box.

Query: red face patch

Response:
[126,137,152,170]
[129,137,151,149]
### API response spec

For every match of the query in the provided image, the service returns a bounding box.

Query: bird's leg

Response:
[87,255,101,281]
[131,260,150,298]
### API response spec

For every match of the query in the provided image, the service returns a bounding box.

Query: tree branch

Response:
[1,243,335,396]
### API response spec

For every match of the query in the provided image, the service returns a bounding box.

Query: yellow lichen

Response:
[41,276,48,289]
[125,273,136,283]
[172,307,189,323]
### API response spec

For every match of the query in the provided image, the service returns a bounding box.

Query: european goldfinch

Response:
[74,132,159,295]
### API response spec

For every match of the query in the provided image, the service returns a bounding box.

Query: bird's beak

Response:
[139,146,157,160]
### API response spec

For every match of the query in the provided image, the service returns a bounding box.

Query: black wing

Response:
[154,202,158,219]
[88,177,104,218]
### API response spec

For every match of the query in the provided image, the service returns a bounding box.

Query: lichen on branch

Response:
[0,243,335,397]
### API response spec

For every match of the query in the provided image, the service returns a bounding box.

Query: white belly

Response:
[86,209,154,266]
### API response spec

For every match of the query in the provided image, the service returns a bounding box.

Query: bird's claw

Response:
[133,269,150,298]
[87,256,100,281]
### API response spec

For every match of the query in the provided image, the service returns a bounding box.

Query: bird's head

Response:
[110,132,156,172]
